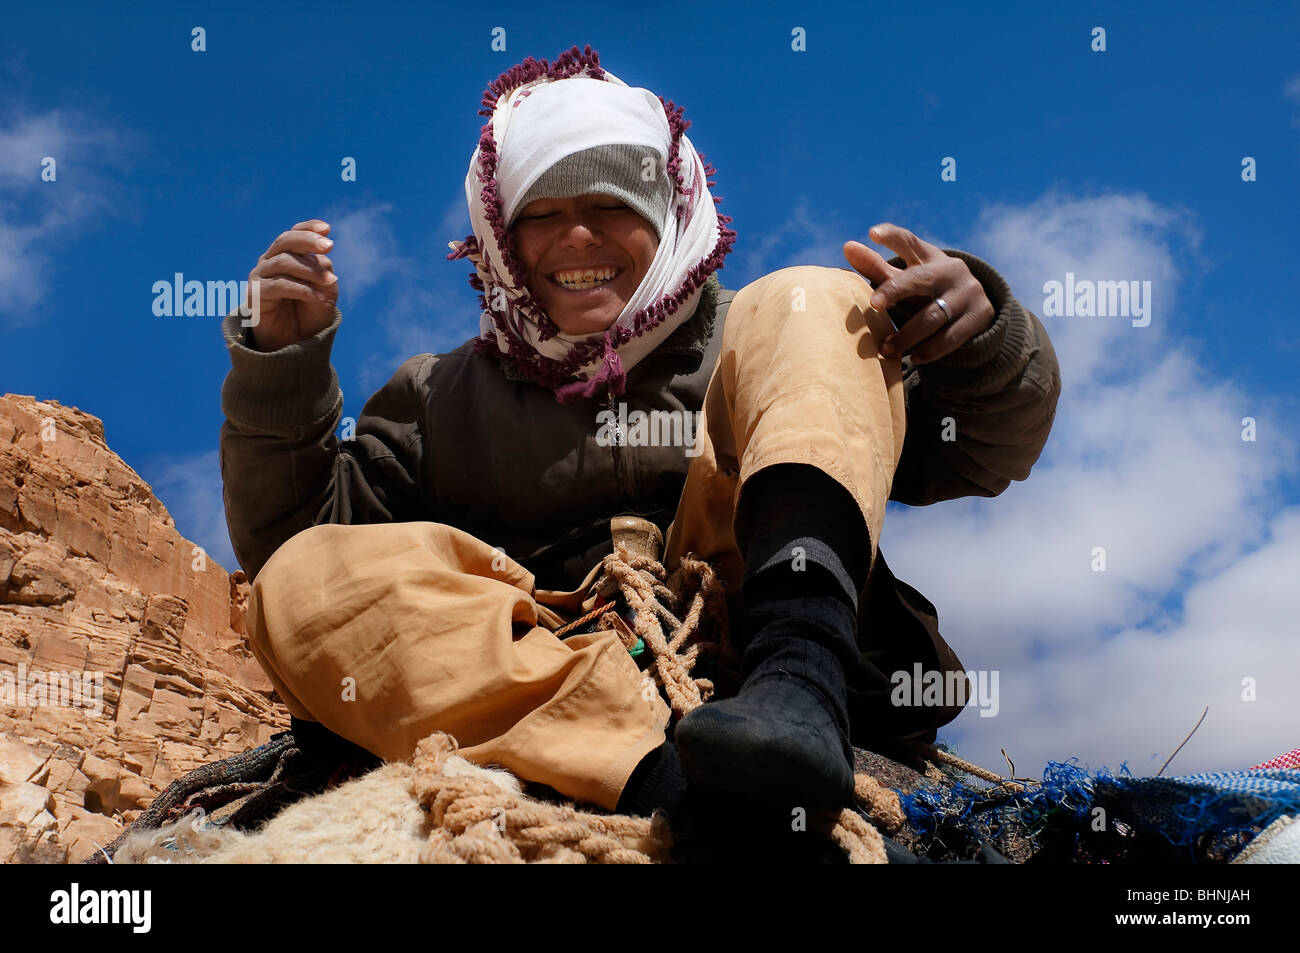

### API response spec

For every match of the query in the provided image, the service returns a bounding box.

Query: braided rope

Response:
[410,733,670,863]
[602,545,727,717]
[828,808,889,864]
[854,773,908,834]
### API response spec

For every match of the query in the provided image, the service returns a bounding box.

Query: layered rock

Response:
[0,394,288,863]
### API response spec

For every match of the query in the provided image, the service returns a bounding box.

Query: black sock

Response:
[733,463,870,698]
[615,740,688,817]
[735,463,869,617]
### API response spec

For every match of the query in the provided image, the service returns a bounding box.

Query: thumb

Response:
[842,240,899,287]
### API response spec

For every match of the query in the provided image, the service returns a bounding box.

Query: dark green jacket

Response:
[220,250,1059,588]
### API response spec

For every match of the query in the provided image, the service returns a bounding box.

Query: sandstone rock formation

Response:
[0,394,288,863]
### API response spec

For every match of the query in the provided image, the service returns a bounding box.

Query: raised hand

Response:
[245,219,339,352]
[843,223,994,364]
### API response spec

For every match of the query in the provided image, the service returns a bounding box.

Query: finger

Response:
[878,281,981,360]
[877,300,947,359]
[255,252,337,290]
[905,306,995,364]
[261,250,335,274]
[866,260,949,314]
[867,223,945,268]
[292,220,331,235]
[252,265,336,299]
[842,240,903,288]
[250,275,336,305]
[261,228,333,263]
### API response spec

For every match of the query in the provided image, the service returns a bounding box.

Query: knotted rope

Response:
[599,542,735,718]
[411,733,670,863]
[407,541,893,863]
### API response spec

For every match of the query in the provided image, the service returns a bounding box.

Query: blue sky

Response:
[2,1,1298,778]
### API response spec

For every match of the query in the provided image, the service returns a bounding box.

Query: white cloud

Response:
[972,189,1205,383]
[874,189,1300,778]
[0,110,131,323]
[961,507,1300,777]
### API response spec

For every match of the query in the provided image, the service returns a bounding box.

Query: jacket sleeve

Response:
[886,249,1061,506]
[218,307,430,581]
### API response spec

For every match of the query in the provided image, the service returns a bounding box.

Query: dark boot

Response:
[674,464,868,809]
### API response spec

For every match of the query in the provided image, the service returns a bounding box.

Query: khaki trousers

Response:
[245,266,906,810]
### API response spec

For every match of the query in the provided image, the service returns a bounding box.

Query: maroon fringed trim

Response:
[448,45,738,404]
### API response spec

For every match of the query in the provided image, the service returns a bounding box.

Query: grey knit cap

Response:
[508,143,673,240]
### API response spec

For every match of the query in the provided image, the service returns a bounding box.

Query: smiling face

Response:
[508,193,659,335]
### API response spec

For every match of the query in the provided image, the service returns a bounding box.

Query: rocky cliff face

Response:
[0,394,288,863]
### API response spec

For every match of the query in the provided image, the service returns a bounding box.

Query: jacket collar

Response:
[500,273,726,384]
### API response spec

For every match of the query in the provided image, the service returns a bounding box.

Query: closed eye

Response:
[519,204,629,220]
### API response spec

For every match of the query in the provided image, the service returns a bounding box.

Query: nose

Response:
[558,215,601,247]
[544,203,602,237]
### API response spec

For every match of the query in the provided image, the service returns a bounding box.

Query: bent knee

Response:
[727,265,889,352]
[738,265,873,314]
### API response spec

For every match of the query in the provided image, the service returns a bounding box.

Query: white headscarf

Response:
[447,45,735,404]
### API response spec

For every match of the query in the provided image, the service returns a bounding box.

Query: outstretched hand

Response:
[843,224,995,364]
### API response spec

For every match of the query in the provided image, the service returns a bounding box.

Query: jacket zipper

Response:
[606,387,627,502]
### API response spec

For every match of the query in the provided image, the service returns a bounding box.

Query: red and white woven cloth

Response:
[1252,747,1300,770]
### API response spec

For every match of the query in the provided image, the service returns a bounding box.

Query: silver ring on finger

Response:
[934,296,952,322]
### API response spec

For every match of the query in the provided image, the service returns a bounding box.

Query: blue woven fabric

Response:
[899,757,1300,860]
[901,758,1103,840]
[1095,769,1300,846]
